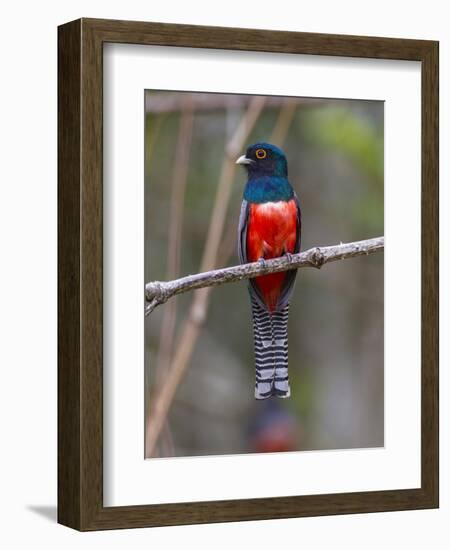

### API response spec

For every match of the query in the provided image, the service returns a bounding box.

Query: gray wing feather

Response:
[276,192,302,311]
[237,200,249,264]
[237,200,267,310]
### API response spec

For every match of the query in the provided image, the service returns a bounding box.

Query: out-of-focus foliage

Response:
[304,106,383,183]
[145,92,384,458]
[303,105,384,234]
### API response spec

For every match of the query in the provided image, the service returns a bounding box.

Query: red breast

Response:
[247,199,298,311]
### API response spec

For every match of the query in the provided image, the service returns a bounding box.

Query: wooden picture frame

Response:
[58,18,439,531]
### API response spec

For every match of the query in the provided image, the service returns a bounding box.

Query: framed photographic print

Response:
[58,18,439,530]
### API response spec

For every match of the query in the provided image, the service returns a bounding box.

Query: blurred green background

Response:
[144,91,384,458]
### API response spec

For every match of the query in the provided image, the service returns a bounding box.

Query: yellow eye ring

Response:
[255,148,267,159]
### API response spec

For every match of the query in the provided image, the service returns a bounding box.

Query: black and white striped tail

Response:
[251,296,290,399]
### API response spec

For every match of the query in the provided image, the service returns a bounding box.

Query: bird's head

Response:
[236,142,288,178]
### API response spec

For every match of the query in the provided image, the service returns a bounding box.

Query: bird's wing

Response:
[237,199,249,264]
[238,200,267,309]
[276,192,302,310]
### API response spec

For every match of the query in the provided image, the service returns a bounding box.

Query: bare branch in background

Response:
[154,106,194,381]
[270,99,298,146]
[145,106,195,458]
[145,93,327,114]
[145,237,384,315]
[146,112,168,164]
[145,97,266,457]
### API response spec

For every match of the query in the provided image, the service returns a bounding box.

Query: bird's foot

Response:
[258,257,267,269]
[284,252,293,264]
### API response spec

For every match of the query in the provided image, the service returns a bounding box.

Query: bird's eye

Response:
[255,148,267,159]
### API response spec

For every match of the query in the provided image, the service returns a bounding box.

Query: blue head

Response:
[236,142,293,203]
[236,142,288,178]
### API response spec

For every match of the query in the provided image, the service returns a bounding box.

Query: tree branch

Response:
[145,93,324,114]
[145,236,384,315]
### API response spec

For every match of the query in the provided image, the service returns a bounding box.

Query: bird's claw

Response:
[284,252,293,264]
[258,257,267,269]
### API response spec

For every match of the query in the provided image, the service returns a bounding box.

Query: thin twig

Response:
[145,236,384,315]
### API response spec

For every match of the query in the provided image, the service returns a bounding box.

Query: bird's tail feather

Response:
[251,296,290,399]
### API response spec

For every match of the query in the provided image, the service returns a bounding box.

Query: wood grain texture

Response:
[57,18,439,531]
[420,40,439,506]
[80,19,104,529]
[57,19,81,529]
